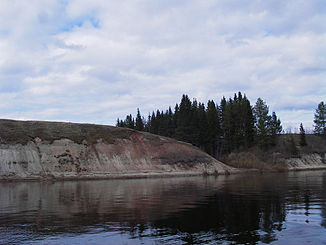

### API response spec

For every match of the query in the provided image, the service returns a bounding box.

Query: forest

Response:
[117,92,326,162]
[116,92,283,159]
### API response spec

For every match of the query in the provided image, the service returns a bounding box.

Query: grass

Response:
[0,119,133,145]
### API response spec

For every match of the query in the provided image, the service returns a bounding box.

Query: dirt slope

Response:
[0,119,233,180]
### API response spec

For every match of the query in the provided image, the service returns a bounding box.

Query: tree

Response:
[197,102,208,149]
[269,112,282,145]
[238,94,255,148]
[254,98,271,149]
[125,114,135,129]
[299,123,307,146]
[175,94,193,142]
[166,107,176,137]
[314,101,326,135]
[206,100,221,157]
[135,108,144,131]
[220,97,234,152]
[219,93,255,153]
[116,118,125,127]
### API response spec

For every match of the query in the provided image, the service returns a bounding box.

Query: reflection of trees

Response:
[1,171,326,244]
[150,188,286,244]
[320,172,326,228]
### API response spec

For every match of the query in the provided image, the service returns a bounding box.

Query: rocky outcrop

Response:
[0,119,233,180]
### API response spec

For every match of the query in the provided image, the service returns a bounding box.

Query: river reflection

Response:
[1,171,326,244]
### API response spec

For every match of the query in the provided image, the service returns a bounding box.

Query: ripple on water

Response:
[0,172,326,244]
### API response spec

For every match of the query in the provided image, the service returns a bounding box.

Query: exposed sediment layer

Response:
[286,153,326,171]
[0,119,233,180]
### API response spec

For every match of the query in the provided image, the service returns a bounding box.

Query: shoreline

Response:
[0,169,247,182]
[2,166,326,182]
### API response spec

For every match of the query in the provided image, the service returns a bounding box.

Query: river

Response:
[1,171,326,244]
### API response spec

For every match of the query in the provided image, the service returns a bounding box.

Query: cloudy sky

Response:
[0,0,325,131]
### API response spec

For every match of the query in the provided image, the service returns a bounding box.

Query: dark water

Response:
[1,171,326,245]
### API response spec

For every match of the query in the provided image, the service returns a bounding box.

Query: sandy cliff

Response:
[0,119,233,180]
[286,153,326,170]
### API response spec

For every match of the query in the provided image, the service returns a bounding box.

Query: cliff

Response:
[286,153,326,170]
[223,134,326,171]
[0,119,233,180]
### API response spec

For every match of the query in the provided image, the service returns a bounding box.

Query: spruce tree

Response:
[175,95,193,142]
[220,97,234,152]
[190,99,200,146]
[150,112,157,134]
[206,100,221,157]
[156,110,162,135]
[166,107,175,137]
[299,123,307,146]
[197,102,208,149]
[254,98,271,149]
[314,101,326,136]
[125,114,135,129]
[242,95,255,148]
[269,112,282,145]
[116,118,121,127]
[135,108,144,131]
[144,114,151,132]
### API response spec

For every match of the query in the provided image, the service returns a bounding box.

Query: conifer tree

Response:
[189,99,199,145]
[197,102,208,149]
[166,106,175,137]
[299,123,307,146]
[135,108,144,131]
[314,101,326,136]
[117,93,282,158]
[175,95,193,142]
[220,97,234,152]
[144,114,151,132]
[220,93,255,152]
[149,112,157,134]
[125,114,135,129]
[254,98,271,149]
[155,110,162,134]
[116,118,121,127]
[242,95,255,148]
[206,100,221,157]
[269,112,282,145]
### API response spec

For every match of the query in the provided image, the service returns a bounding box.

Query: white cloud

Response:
[0,0,325,129]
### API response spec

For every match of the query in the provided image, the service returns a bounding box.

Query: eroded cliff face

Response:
[0,120,232,180]
[286,153,326,170]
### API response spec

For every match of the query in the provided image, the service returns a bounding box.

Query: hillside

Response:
[0,119,233,180]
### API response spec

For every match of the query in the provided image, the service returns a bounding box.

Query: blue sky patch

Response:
[59,15,100,33]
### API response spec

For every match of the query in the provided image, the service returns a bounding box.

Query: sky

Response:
[0,0,325,132]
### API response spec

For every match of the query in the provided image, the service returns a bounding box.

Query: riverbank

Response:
[0,120,325,181]
[222,134,326,172]
[287,153,326,171]
[0,119,233,181]
[0,169,248,182]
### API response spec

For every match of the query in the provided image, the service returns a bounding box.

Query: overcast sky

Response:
[0,0,325,131]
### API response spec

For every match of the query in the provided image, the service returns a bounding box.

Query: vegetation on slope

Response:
[117,92,282,158]
[0,119,133,145]
[222,134,326,171]
[118,93,326,171]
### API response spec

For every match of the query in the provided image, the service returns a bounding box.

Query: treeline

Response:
[117,92,282,158]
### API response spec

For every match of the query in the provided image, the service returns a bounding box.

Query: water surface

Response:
[1,171,326,244]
